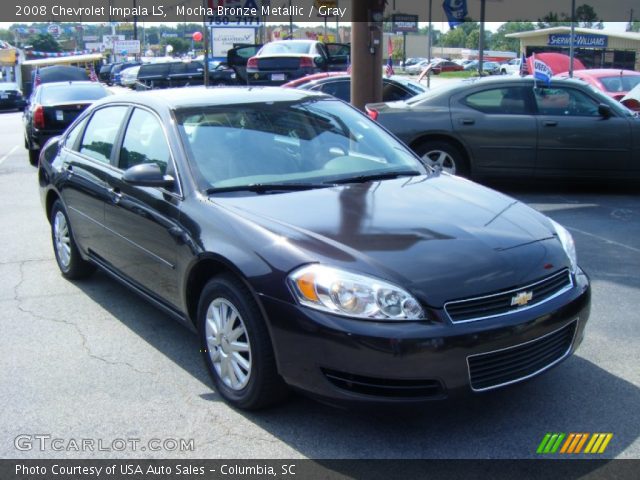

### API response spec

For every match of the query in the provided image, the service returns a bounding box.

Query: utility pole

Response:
[478,0,486,75]
[133,0,138,41]
[202,0,209,86]
[427,0,432,88]
[569,0,576,77]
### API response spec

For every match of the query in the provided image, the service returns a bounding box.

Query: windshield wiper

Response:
[206,182,335,194]
[330,170,422,185]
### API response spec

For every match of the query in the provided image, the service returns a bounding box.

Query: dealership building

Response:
[507,27,640,71]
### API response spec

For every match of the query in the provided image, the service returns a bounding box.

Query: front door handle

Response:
[459,118,475,125]
[543,120,558,127]
[108,187,122,204]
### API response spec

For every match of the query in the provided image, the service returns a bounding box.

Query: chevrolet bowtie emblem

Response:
[511,291,533,307]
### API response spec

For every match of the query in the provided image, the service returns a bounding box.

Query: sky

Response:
[0,21,632,33]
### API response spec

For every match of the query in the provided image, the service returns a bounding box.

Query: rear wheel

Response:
[50,200,95,279]
[198,275,288,410]
[414,140,469,177]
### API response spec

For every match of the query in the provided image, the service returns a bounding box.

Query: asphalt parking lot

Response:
[0,108,638,460]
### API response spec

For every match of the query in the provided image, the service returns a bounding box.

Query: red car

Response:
[556,69,640,101]
[281,71,348,88]
[431,60,464,74]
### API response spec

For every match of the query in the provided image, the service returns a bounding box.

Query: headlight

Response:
[288,265,424,320]
[549,219,577,273]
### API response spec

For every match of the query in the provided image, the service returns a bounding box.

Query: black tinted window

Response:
[79,107,128,164]
[320,80,351,102]
[169,63,187,75]
[186,62,204,74]
[383,82,412,102]
[120,109,170,174]
[40,84,109,105]
[464,87,528,115]
[534,87,600,116]
[139,64,169,76]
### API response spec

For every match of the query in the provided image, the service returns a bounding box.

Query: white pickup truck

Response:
[500,58,522,75]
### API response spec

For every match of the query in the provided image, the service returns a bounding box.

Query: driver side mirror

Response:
[123,163,174,188]
[598,103,612,119]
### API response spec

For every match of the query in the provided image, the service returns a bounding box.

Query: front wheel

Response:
[414,140,469,177]
[50,200,95,279]
[198,275,288,410]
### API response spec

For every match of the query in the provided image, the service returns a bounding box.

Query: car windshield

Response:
[175,98,426,192]
[598,75,640,93]
[260,42,312,55]
[0,82,19,91]
[40,84,109,105]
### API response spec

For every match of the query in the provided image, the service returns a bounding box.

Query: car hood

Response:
[209,174,568,307]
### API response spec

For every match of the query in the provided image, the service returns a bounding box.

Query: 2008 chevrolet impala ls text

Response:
[37,87,590,409]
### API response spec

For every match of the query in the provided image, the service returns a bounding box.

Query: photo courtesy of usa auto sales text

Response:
[15,463,296,476]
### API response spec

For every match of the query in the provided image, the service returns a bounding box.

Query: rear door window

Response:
[464,87,529,115]
[79,106,129,164]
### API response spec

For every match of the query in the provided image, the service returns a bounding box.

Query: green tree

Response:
[575,4,603,28]
[537,4,603,29]
[465,30,480,49]
[627,21,640,32]
[490,21,535,52]
[439,27,466,47]
[161,37,190,55]
[0,29,13,43]
[28,33,61,52]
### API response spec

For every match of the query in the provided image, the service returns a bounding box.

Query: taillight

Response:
[247,57,258,69]
[366,107,379,121]
[300,57,314,68]
[33,104,45,129]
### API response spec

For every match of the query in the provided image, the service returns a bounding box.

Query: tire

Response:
[198,274,288,410]
[50,200,96,280]
[28,148,39,167]
[414,140,470,177]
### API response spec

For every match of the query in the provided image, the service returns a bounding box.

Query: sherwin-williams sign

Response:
[548,34,608,47]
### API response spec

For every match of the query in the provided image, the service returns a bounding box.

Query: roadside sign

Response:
[114,40,141,55]
[392,14,419,33]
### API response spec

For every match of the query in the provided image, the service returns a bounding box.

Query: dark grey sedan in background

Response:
[366,77,640,180]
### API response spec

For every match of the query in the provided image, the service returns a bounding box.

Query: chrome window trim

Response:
[444,269,573,324]
[466,319,578,392]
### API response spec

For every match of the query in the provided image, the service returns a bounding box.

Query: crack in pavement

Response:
[12,261,156,377]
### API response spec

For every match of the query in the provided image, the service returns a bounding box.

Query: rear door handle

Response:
[543,120,558,127]
[459,118,475,125]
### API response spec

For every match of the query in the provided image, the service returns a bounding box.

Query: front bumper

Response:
[261,269,590,405]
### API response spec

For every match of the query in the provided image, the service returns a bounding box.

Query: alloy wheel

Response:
[205,298,252,390]
[421,150,457,174]
[53,211,72,269]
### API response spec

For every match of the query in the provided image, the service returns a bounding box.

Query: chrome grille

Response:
[445,269,572,323]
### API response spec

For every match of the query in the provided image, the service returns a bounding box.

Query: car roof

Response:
[571,69,640,77]
[38,81,102,88]
[95,86,325,110]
